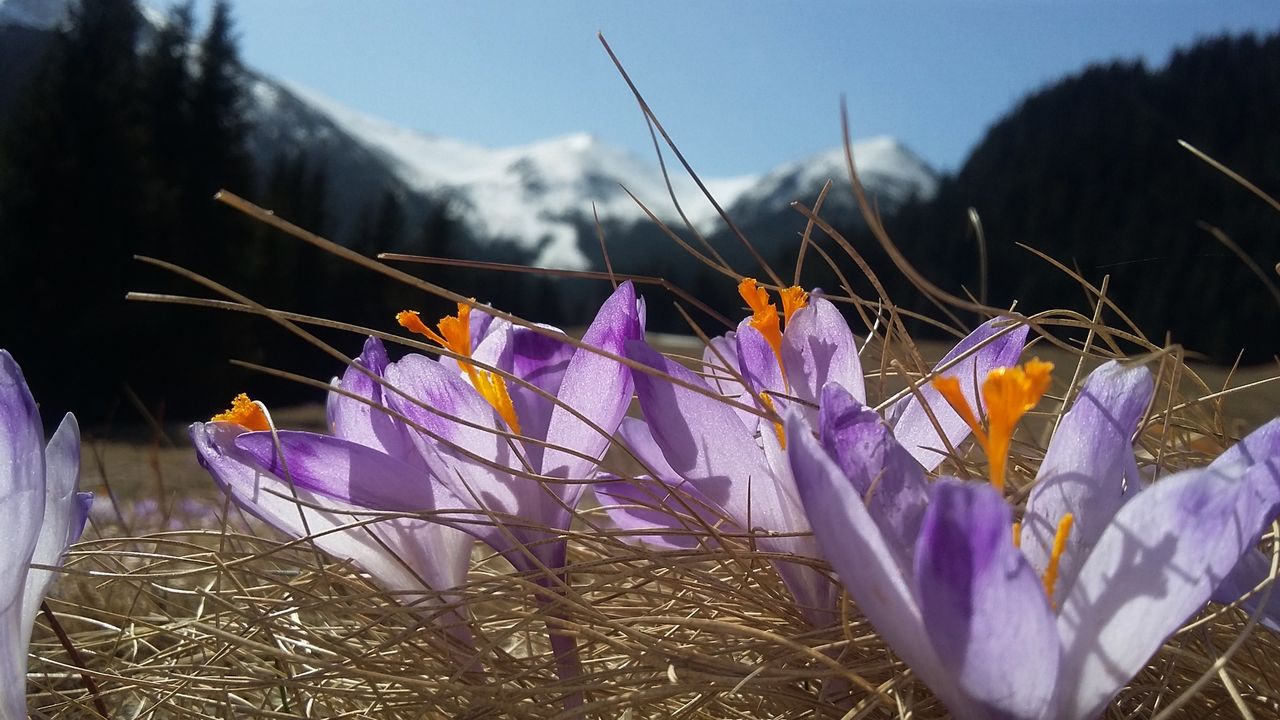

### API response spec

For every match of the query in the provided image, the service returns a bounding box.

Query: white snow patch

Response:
[276,80,770,268]
[0,0,71,29]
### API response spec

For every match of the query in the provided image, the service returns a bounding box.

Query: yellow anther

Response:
[738,277,784,367]
[981,359,1053,492]
[211,393,270,432]
[780,286,809,325]
[932,359,1053,492]
[398,303,473,359]
[397,303,522,435]
[1012,520,1022,549]
[1042,513,1074,606]
[759,393,785,449]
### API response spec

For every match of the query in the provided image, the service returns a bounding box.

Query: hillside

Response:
[862,32,1280,360]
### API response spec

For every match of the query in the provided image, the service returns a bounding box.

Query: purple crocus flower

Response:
[597,281,1028,625]
[196,281,643,699]
[2,350,92,720]
[373,281,644,578]
[790,359,1280,719]
[191,340,477,648]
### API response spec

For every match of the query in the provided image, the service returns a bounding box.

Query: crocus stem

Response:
[535,576,584,711]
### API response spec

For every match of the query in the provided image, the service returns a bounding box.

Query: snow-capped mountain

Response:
[725,139,937,222]
[261,78,936,269]
[0,0,938,271]
[0,0,68,29]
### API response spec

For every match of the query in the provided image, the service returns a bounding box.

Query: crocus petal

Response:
[193,423,473,608]
[593,476,730,551]
[785,415,954,705]
[20,413,84,653]
[540,281,642,512]
[1210,546,1280,633]
[818,382,929,568]
[890,318,1029,471]
[1207,418,1280,477]
[383,353,517,479]
[507,324,575,467]
[1021,361,1154,602]
[1056,460,1280,720]
[915,480,1059,720]
[702,331,759,433]
[512,324,574,395]
[329,337,422,466]
[0,350,46,720]
[782,296,864,409]
[618,417,681,483]
[625,339,791,535]
[1207,419,1280,621]
[734,319,785,401]
[471,317,515,374]
[756,421,834,625]
[382,355,558,571]
[234,430,453,514]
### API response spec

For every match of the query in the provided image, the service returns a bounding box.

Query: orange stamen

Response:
[931,359,1053,492]
[397,303,522,434]
[932,375,988,445]
[759,393,785,449]
[1042,513,1074,606]
[211,393,270,431]
[780,286,809,325]
[981,359,1053,492]
[1012,520,1022,549]
[738,278,784,368]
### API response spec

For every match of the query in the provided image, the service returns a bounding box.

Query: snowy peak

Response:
[0,0,72,29]
[734,136,938,211]
[270,80,937,269]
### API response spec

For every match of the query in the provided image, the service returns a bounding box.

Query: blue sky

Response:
[166,1,1278,176]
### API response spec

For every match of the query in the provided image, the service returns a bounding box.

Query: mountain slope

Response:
[0,0,939,272]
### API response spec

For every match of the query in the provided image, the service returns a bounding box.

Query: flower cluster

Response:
[186,278,1280,718]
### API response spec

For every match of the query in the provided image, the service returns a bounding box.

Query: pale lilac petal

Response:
[593,476,730,551]
[890,318,1029,471]
[469,307,497,347]
[193,423,473,609]
[702,331,759,433]
[512,324,574,395]
[382,355,559,571]
[1211,547,1280,632]
[541,281,642,514]
[1208,417,1280,479]
[769,548,840,628]
[1056,460,1280,720]
[785,416,954,706]
[233,431,456,514]
[329,337,422,466]
[734,320,785,402]
[915,480,1058,720]
[782,296,864,409]
[383,353,512,467]
[819,382,929,568]
[617,418,680,481]
[507,324,575,466]
[1021,361,1154,602]
[21,413,84,653]
[70,493,92,544]
[626,339,792,535]
[471,317,515,374]
[0,350,45,720]
[1207,419,1280,615]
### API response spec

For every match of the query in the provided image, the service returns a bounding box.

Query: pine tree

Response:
[0,0,146,421]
